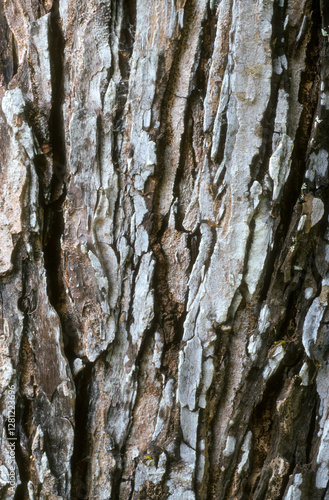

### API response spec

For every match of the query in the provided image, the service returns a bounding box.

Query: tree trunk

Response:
[0,0,329,498]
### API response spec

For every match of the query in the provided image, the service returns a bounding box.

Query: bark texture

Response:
[0,0,329,498]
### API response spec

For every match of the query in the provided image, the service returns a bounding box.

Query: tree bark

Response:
[0,0,329,498]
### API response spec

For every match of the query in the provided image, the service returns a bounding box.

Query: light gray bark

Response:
[0,0,329,498]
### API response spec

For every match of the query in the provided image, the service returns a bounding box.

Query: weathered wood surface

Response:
[1,0,329,498]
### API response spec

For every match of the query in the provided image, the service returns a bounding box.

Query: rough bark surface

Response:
[0,0,329,498]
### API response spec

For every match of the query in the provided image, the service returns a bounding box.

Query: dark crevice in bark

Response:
[70,363,93,500]
[151,237,185,378]
[212,107,228,167]
[112,0,136,165]
[174,2,220,229]
[15,390,30,495]
[152,0,197,232]
[173,92,198,231]
[305,390,319,466]
[218,378,272,499]
[305,389,319,464]
[258,3,321,305]
[43,0,67,347]
[271,284,300,344]
[206,1,233,162]
[278,444,297,498]
[118,0,136,77]
[250,0,285,185]
[11,32,18,80]
[0,2,18,86]
[249,369,285,497]
[48,4,66,186]
[16,255,39,495]
[37,2,81,497]
[246,362,316,499]
[14,484,25,500]
[96,114,104,188]
[199,3,218,102]
[284,2,320,194]
[110,466,125,500]
[187,226,201,273]
[205,328,231,499]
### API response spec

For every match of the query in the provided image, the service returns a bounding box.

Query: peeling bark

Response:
[1,0,329,498]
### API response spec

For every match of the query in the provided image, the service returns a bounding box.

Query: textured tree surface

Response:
[1,0,329,498]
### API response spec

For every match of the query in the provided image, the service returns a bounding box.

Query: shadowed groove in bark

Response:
[199,326,231,498]
[36,1,78,496]
[0,2,18,86]
[172,2,220,229]
[259,0,321,304]
[187,227,202,272]
[42,0,68,349]
[70,362,93,499]
[207,1,233,166]
[16,253,39,494]
[150,235,184,379]
[249,0,285,185]
[282,0,320,200]
[173,88,199,232]
[112,0,136,163]
[249,369,287,497]
[248,368,317,499]
[198,2,218,102]
[15,336,31,496]
[152,0,199,231]
[205,326,233,499]
[306,391,320,464]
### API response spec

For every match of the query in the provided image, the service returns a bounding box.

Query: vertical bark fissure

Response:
[306,391,320,464]
[112,0,136,167]
[70,362,93,499]
[43,0,68,354]
[30,2,76,496]
[152,0,197,230]
[16,240,47,495]
[205,328,231,498]
[249,369,286,497]
[172,4,217,229]
[249,0,285,185]
[259,1,321,304]
[16,255,35,495]
[0,2,18,87]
